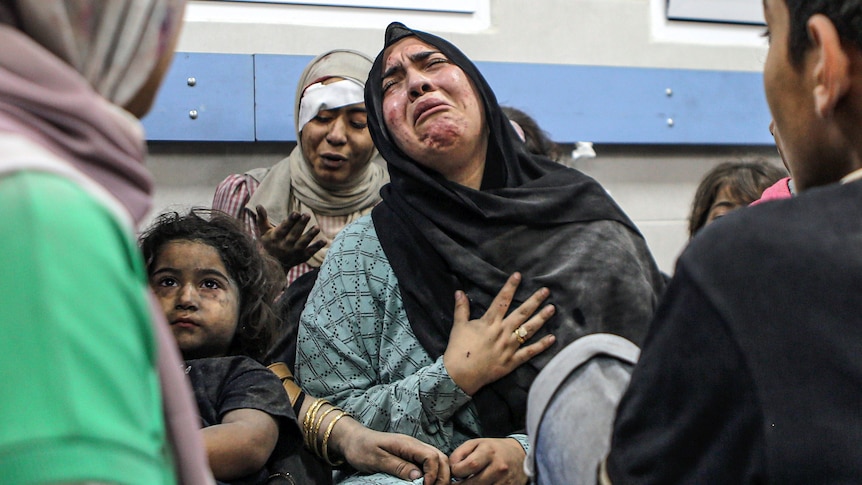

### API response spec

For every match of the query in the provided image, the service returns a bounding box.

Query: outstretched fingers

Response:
[484,272,522,322]
[254,204,274,235]
[508,287,556,359]
[506,285,551,331]
[274,211,312,242]
[514,331,556,366]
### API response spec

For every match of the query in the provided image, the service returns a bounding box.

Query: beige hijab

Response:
[11,0,183,108]
[247,49,388,267]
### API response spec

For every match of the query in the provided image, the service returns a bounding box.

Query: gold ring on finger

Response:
[514,326,528,345]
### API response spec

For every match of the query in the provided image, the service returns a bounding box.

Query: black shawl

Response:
[366,22,665,437]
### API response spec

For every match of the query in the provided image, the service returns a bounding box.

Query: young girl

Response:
[140,210,303,484]
[142,210,451,485]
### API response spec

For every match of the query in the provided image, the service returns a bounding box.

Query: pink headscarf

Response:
[750,176,793,206]
[0,0,186,222]
[0,2,212,483]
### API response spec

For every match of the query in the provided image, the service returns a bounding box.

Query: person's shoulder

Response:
[322,215,393,280]
[187,355,267,374]
[0,171,129,245]
[186,356,279,391]
[681,184,853,274]
[331,213,379,248]
[2,170,107,215]
[343,213,375,232]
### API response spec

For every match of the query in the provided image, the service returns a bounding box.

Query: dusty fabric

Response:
[186,356,301,485]
[609,181,862,483]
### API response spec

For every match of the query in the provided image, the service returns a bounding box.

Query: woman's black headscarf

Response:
[366,22,665,437]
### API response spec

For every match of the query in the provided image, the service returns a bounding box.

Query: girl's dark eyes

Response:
[351,121,368,129]
[158,277,177,287]
[202,279,221,290]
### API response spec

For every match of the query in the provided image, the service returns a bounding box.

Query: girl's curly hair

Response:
[139,209,282,362]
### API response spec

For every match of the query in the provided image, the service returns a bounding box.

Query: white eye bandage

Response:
[298,79,365,130]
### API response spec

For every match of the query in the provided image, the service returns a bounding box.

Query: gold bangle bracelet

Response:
[303,399,327,450]
[312,405,338,457]
[303,398,322,431]
[321,411,348,467]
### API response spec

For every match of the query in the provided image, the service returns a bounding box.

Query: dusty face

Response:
[150,240,240,360]
[380,36,488,186]
[300,101,375,186]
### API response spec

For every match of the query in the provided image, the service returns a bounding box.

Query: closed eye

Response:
[382,78,398,93]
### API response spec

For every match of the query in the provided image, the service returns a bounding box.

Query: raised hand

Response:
[449,437,528,484]
[443,272,556,396]
[255,205,326,270]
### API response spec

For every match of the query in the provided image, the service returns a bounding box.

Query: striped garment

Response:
[212,172,351,285]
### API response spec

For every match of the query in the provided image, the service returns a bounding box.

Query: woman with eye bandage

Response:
[213,49,388,373]
[212,49,388,288]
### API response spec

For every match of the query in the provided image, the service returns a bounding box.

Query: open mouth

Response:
[320,153,348,168]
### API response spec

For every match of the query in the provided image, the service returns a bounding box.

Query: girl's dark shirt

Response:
[186,356,300,485]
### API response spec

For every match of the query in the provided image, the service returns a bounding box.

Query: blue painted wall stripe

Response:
[254,54,316,141]
[143,52,773,145]
[143,53,255,141]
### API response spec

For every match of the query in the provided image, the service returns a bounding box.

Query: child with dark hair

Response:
[141,210,302,484]
[688,160,787,237]
[141,210,449,485]
[142,210,281,362]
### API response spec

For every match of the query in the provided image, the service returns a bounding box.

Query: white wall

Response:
[179,0,768,70]
[146,142,784,275]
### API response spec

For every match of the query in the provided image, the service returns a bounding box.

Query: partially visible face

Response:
[150,240,240,360]
[763,0,811,181]
[768,119,791,173]
[380,36,487,183]
[300,89,375,186]
[705,184,747,226]
[762,0,849,190]
[124,6,186,118]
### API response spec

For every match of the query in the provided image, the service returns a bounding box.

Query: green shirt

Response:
[0,171,174,484]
